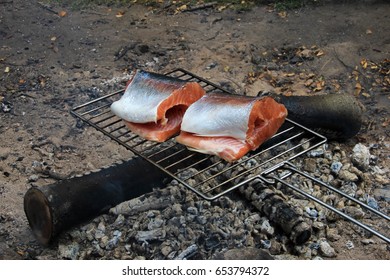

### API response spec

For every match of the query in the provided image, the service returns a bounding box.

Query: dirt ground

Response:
[0,0,389,260]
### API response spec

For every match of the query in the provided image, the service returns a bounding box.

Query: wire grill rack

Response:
[71,68,389,243]
[71,68,326,200]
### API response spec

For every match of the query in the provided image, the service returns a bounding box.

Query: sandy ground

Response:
[0,0,389,260]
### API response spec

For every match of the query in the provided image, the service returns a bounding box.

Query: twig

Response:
[333,48,354,71]
[114,46,130,61]
[80,10,109,16]
[37,1,58,15]
[0,60,26,67]
[183,2,217,12]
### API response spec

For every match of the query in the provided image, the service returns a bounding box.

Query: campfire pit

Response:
[24,69,390,249]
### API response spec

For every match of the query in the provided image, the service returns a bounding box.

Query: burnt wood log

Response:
[240,181,312,245]
[24,157,170,245]
[263,93,364,140]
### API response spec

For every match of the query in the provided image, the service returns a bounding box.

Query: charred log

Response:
[240,181,312,245]
[263,93,365,140]
[24,157,170,246]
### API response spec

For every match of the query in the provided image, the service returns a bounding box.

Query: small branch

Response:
[114,46,130,61]
[37,1,58,15]
[183,2,217,13]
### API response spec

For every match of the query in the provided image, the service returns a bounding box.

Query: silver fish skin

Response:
[180,93,256,141]
[110,70,186,123]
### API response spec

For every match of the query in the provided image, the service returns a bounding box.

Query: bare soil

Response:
[0,0,389,260]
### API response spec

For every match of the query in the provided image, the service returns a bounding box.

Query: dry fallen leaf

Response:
[366,29,372,35]
[354,82,362,95]
[316,50,325,57]
[278,11,287,18]
[116,11,125,18]
[218,5,227,12]
[58,10,67,17]
[314,80,325,91]
[304,79,314,87]
[175,4,187,14]
[360,58,368,69]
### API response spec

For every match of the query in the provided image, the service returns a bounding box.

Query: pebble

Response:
[260,240,271,249]
[330,162,343,174]
[366,196,379,210]
[148,218,164,230]
[187,206,198,215]
[196,215,208,225]
[326,228,341,242]
[346,240,354,250]
[373,187,390,202]
[307,147,325,158]
[260,219,274,236]
[217,247,274,260]
[113,214,125,227]
[58,243,80,260]
[318,240,336,258]
[94,222,106,239]
[106,231,122,250]
[343,206,365,219]
[305,207,318,219]
[269,240,283,255]
[161,245,172,257]
[361,239,375,245]
[339,182,358,197]
[28,174,39,182]
[303,158,317,173]
[338,169,359,182]
[351,143,370,171]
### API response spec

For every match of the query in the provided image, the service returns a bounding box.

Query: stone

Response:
[58,243,80,260]
[319,240,336,258]
[214,247,274,260]
[94,222,106,239]
[260,219,274,236]
[361,239,375,245]
[330,162,343,174]
[351,143,370,171]
[148,218,164,230]
[326,228,341,242]
[339,181,358,197]
[373,187,390,202]
[28,174,39,182]
[338,169,359,182]
[303,158,317,173]
[343,206,365,219]
[346,240,354,250]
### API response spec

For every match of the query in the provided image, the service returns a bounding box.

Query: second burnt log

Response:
[239,180,312,245]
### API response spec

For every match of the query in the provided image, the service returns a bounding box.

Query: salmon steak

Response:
[176,93,288,162]
[110,70,205,142]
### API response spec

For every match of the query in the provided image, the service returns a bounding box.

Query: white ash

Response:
[25,139,389,260]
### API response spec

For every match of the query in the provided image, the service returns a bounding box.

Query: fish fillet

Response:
[110,70,205,142]
[176,93,287,162]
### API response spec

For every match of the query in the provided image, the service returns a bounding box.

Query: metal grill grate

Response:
[71,68,327,200]
[71,68,390,243]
